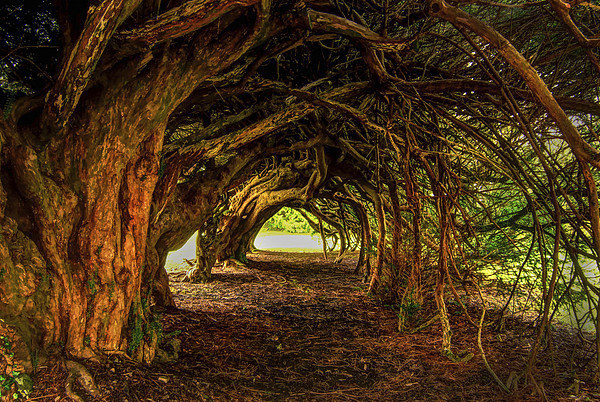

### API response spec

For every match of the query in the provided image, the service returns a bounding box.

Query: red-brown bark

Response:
[0,0,273,366]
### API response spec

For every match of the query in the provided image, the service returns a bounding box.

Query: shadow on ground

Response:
[30,251,596,401]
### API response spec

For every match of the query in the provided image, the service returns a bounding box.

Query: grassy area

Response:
[165,231,339,270]
[253,231,337,252]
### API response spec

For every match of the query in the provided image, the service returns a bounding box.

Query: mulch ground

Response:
[29,251,598,401]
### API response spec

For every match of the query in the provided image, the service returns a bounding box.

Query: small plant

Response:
[0,331,33,400]
[399,299,422,318]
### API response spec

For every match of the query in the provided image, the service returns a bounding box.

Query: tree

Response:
[1,0,600,393]
[0,0,279,366]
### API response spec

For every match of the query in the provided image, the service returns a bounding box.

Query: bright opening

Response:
[254,207,339,252]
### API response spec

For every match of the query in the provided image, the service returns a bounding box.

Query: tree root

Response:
[408,314,439,334]
[444,348,474,363]
[222,258,247,269]
[184,266,211,283]
[64,360,101,401]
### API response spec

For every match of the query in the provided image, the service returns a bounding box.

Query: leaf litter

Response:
[29,251,597,401]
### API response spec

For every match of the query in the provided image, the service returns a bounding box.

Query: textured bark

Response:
[116,0,260,49]
[397,156,423,331]
[309,206,347,263]
[146,144,265,298]
[435,192,453,356]
[43,0,143,130]
[348,199,372,277]
[0,121,53,371]
[0,0,272,366]
[366,184,388,296]
[192,153,330,278]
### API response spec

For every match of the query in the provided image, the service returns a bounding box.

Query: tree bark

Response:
[0,1,271,365]
[146,144,265,295]
[366,183,388,297]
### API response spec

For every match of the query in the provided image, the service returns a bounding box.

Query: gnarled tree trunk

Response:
[0,1,270,366]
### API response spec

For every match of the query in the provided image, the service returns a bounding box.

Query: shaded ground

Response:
[30,252,597,401]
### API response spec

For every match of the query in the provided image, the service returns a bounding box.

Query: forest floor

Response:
[30,251,597,401]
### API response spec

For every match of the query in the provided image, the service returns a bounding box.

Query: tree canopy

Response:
[0,0,599,397]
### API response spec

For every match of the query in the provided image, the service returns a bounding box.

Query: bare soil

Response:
[29,251,598,401]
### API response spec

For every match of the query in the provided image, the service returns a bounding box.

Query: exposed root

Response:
[64,360,101,401]
[408,314,439,334]
[222,258,247,269]
[444,348,474,363]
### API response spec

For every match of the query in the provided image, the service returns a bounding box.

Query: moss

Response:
[127,299,163,357]
[149,315,162,343]
[108,281,115,301]
[127,314,144,355]
[87,278,97,296]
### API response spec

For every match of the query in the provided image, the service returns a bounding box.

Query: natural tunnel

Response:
[1,0,600,399]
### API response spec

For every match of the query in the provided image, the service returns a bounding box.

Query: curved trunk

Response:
[0,4,269,366]
[186,217,220,283]
[235,211,275,258]
[148,245,176,309]
[149,146,265,285]
[216,154,329,265]
[309,206,347,263]
[366,185,388,297]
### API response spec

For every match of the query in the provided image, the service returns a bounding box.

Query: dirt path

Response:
[30,251,594,401]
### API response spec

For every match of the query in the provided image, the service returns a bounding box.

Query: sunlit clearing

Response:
[254,207,339,252]
[253,231,337,252]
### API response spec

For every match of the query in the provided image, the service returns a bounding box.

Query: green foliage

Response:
[149,316,163,344]
[0,333,32,400]
[400,299,422,318]
[262,207,316,234]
